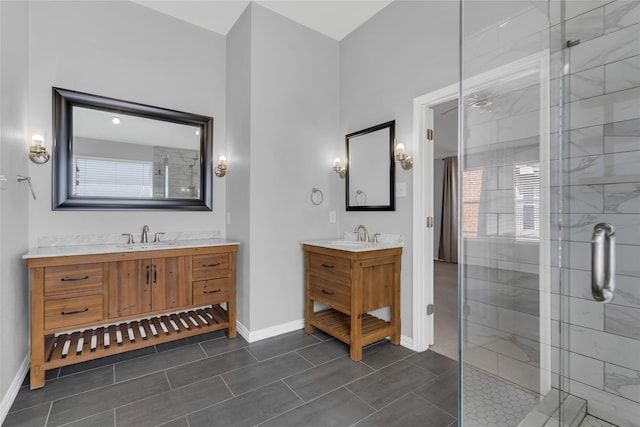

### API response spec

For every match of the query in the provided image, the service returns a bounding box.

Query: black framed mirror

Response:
[52,87,213,210]
[345,120,395,211]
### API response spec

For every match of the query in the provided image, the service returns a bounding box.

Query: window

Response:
[513,163,540,240]
[462,168,483,238]
[74,157,153,198]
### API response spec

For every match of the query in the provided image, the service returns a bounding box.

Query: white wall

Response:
[226,5,252,329]
[26,1,227,248]
[0,0,30,419]
[339,0,459,338]
[247,4,340,331]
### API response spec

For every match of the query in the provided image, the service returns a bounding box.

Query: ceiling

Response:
[131,0,393,40]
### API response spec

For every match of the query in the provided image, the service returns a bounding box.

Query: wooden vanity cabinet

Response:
[108,256,190,318]
[303,244,402,361]
[27,244,237,390]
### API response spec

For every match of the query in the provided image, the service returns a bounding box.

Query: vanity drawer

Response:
[193,278,231,306]
[192,254,230,281]
[309,277,351,314]
[45,263,104,297]
[308,253,351,284]
[44,294,103,332]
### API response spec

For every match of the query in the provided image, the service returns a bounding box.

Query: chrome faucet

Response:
[354,224,369,242]
[141,225,150,243]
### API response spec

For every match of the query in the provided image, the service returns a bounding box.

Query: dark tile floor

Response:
[6,329,458,427]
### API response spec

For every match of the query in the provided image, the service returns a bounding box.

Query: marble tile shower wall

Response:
[551,1,640,426]
[153,147,200,199]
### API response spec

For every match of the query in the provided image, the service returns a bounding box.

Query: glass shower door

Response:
[458,0,560,425]
[459,0,640,426]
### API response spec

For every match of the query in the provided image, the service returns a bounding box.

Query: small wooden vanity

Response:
[25,241,238,389]
[303,241,402,361]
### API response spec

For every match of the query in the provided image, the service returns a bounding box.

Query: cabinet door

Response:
[109,260,152,318]
[151,256,190,311]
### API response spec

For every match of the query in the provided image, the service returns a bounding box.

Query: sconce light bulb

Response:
[214,153,228,177]
[396,143,405,156]
[111,116,121,125]
[333,157,346,178]
[32,134,45,147]
[29,133,50,164]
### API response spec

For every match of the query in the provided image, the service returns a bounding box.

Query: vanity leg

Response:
[227,253,237,339]
[226,300,237,339]
[350,264,363,361]
[30,268,46,389]
[303,252,314,334]
[390,255,401,345]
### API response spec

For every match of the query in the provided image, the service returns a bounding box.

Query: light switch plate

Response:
[329,211,336,223]
[396,182,407,197]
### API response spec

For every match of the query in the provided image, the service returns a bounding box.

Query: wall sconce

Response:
[395,141,412,170]
[214,153,227,177]
[29,134,50,164]
[333,157,346,178]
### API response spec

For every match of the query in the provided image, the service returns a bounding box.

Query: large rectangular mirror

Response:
[346,120,395,211]
[52,87,213,210]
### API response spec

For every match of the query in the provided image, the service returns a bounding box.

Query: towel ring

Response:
[355,190,366,206]
[311,188,324,206]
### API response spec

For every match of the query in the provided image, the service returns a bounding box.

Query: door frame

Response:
[412,52,551,369]
[412,84,458,352]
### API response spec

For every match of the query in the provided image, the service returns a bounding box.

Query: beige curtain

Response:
[438,156,458,263]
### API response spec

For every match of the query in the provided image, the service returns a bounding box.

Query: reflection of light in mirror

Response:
[111,116,120,125]
[195,129,200,136]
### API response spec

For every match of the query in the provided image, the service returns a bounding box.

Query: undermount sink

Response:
[329,240,370,248]
[116,241,178,250]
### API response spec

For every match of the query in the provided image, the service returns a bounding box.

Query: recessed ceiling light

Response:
[112,117,121,125]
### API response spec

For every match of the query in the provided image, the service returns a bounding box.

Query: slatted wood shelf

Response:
[43,305,229,370]
[310,308,394,347]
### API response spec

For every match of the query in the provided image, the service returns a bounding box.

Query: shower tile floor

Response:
[463,366,539,427]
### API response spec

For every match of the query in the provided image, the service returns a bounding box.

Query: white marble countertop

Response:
[23,238,239,259]
[301,239,403,252]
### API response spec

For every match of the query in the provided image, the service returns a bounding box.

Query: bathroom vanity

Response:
[24,239,238,389]
[302,240,402,361]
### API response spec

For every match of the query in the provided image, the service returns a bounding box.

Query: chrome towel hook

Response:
[17,175,37,200]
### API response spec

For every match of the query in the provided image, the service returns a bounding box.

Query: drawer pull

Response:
[61,308,89,315]
[321,263,334,269]
[61,275,89,282]
[203,262,221,267]
[204,289,222,294]
[321,289,335,295]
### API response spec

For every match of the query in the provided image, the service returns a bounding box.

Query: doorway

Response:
[430,99,459,361]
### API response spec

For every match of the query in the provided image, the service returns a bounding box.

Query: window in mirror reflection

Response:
[72,107,201,199]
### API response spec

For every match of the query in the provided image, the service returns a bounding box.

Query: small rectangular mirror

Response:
[345,120,395,211]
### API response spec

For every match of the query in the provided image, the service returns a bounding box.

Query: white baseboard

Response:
[236,318,305,343]
[0,354,29,424]
[400,334,414,351]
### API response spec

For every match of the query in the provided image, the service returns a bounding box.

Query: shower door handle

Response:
[591,223,615,303]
